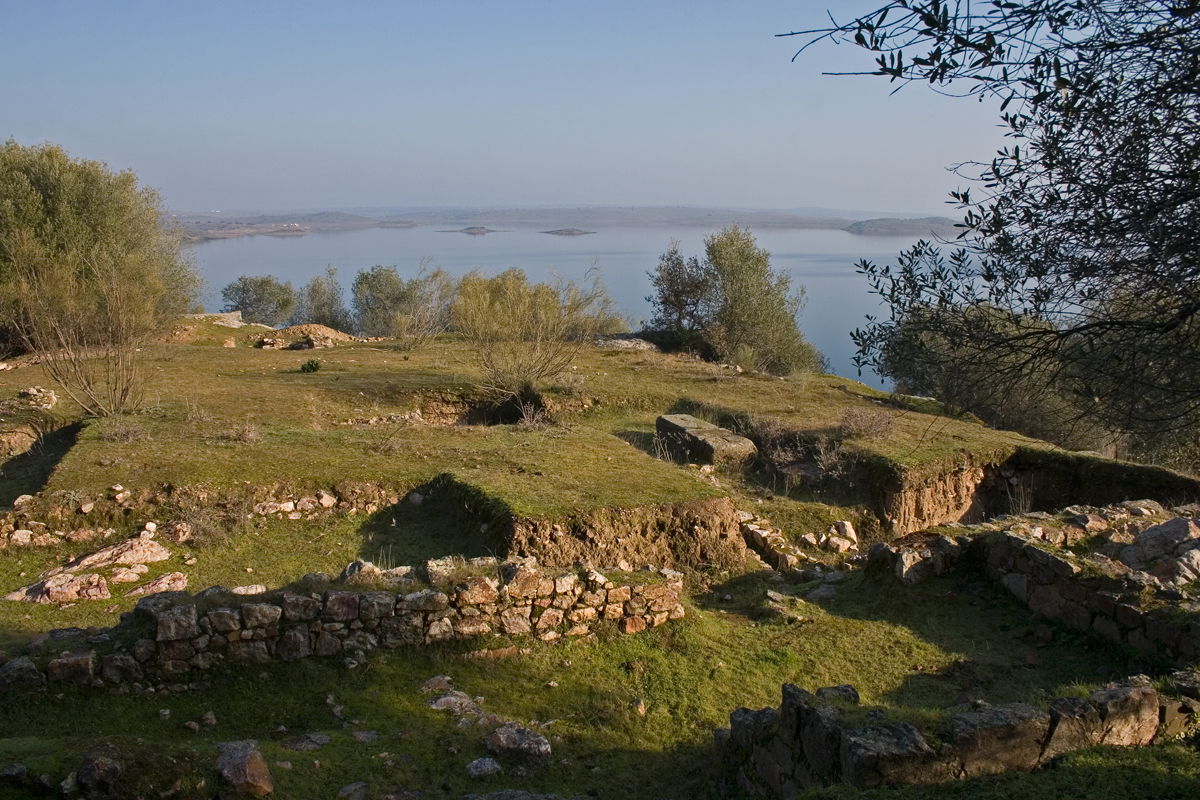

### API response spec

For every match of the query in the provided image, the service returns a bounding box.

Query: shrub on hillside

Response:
[221,275,296,327]
[351,264,455,349]
[451,268,625,401]
[0,140,200,415]
[293,266,352,331]
[648,226,823,375]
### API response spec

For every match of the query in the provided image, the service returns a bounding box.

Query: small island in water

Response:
[443,226,499,236]
[541,228,596,236]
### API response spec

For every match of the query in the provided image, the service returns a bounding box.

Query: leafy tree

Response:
[789,2,1200,440]
[294,266,352,331]
[351,263,455,348]
[0,140,199,415]
[648,226,823,375]
[451,268,625,401]
[646,241,710,352]
[221,275,296,327]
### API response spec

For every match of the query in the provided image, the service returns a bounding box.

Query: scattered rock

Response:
[466,757,504,779]
[485,723,552,767]
[215,740,272,797]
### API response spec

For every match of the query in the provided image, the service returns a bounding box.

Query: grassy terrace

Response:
[0,328,1049,506]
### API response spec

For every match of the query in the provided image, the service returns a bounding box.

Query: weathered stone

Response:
[337,781,370,800]
[466,756,504,779]
[485,723,552,766]
[323,591,360,622]
[454,617,492,637]
[67,538,170,571]
[1090,685,1160,746]
[655,414,757,466]
[207,608,241,633]
[100,653,142,683]
[499,606,532,635]
[128,572,188,596]
[215,740,272,797]
[456,576,500,605]
[358,591,396,621]
[227,640,271,663]
[425,617,454,642]
[46,651,94,684]
[313,632,342,657]
[75,753,122,791]
[621,615,646,634]
[424,556,460,584]
[276,628,311,661]
[339,560,382,584]
[0,656,45,692]
[840,723,945,788]
[241,603,282,629]
[156,605,200,641]
[800,703,843,781]
[401,589,450,612]
[380,614,424,647]
[280,592,321,622]
[816,685,860,704]
[949,703,1051,776]
[1043,697,1102,759]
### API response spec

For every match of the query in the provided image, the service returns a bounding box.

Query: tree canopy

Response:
[221,275,296,327]
[0,140,198,414]
[648,226,824,376]
[789,2,1200,444]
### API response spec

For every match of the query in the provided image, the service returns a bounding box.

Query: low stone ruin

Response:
[0,558,685,694]
[656,414,758,467]
[869,504,1200,664]
[719,676,1198,795]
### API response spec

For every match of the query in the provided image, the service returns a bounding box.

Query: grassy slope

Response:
[0,333,1194,797]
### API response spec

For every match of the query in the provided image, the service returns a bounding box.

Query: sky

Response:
[0,1,1006,214]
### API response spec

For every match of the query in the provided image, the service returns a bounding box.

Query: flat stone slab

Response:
[656,414,757,466]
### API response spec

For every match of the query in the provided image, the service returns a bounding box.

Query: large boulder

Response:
[655,414,758,467]
[839,723,948,788]
[215,740,272,797]
[0,656,45,693]
[1090,685,1160,746]
[485,723,552,767]
[948,703,1051,777]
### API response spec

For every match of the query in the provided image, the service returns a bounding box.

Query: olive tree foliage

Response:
[351,263,455,348]
[0,141,199,416]
[787,2,1200,440]
[451,268,625,400]
[294,266,353,331]
[648,226,824,375]
[220,275,296,327]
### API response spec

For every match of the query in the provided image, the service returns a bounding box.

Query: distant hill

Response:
[843,216,960,237]
[174,206,961,242]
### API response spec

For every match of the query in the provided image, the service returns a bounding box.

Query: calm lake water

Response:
[189,226,921,387]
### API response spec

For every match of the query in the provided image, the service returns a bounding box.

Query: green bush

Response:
[299,359,321,374]
[221,275,296,327]
[451,268,625,399]
[648,225,823,375]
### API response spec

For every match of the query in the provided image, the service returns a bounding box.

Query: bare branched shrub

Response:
[812,436,850,481]
[183,397,212,425]
[220,422,262,444]
[451,268,625,400]
[838,407,896,441]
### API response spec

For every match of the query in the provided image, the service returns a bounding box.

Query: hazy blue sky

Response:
[1,1,1004,214]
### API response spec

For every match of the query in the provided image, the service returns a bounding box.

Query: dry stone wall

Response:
[719,678,1196,795]
[0,558,685,694]
[868,509,1200,665]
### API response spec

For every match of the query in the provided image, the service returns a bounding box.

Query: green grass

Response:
[0,571,1169,800]
[0,334,1195,797]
